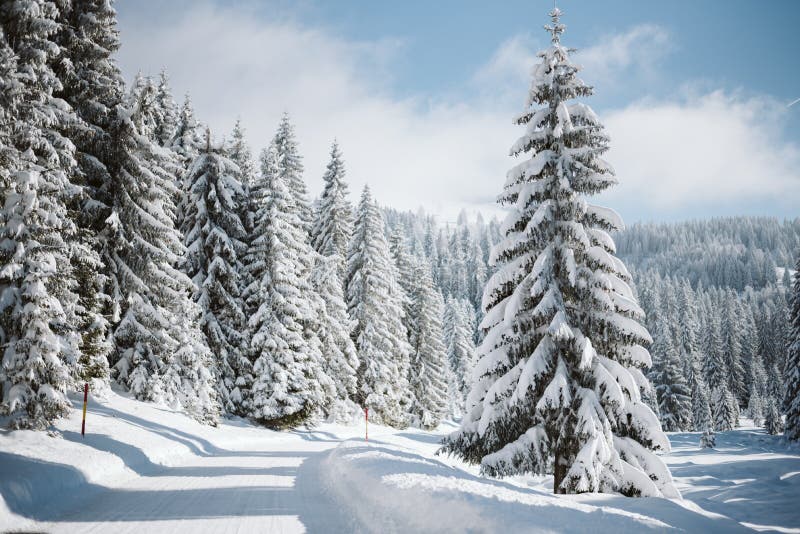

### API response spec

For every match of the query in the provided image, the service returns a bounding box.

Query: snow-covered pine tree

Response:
[228,120,255,190]
[226,119,256,253]
[345,186,412,428]
[170,93,202,231]
[0,28,18,180]
[244,143,330,428]
[440,8,677,497]
[747,354,767,427]
[0,0,81,429]
[154,69,178,148]
[444,297,478,417]
[786,256,800,440]
[108,84,218,424]
[713,384,738,432]
[704,311,738,428]
[54,0,126,388]
[171,93,202,167]
[181,130,251,416]
[764,396,784,435]
[653,324,692,431]
[389,227,415,297]
[407,261,449,429]
[273,113,312,233]
[466,238,487,313]
[311,141,353,280]
[700,429,715,449]
[311,254,360,421]
[722,292,746,405]
[690,360,713,432]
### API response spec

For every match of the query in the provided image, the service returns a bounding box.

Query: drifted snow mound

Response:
[319,441,748,533]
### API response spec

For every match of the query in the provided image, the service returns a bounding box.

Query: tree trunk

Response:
[553,452,567,494]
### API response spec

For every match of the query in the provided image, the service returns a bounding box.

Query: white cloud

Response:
[577,24,670,84]
[115,3,799,223]
[601,91,800,218]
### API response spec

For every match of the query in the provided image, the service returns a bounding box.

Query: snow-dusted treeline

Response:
[384,211,797,438]
[616,217,799,291]
[0,0,466,431]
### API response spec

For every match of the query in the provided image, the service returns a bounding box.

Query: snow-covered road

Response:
[37,435,349,533]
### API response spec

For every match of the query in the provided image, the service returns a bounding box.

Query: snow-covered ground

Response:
[2,391,799,533]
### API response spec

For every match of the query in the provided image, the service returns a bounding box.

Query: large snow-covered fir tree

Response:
[181,131,251,416]
[0,0,81,429]
[311,141,353,279]
[345,186,412,428]
[407,261,449,430]
[440,8,677,497]
[785,255,800,440]
[244,143,331,428]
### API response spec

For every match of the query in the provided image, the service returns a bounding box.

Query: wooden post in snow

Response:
[81,383,88,437]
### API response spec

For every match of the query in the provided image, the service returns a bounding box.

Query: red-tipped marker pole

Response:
[81,383,88,437]
[365,407,368,442]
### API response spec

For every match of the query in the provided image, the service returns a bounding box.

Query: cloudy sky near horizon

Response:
[115,0,800,225]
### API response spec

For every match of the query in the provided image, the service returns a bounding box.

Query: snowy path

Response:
[53,444,351,532]
[36,437,349,533]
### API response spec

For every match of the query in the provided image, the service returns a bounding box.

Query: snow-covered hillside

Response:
[2,391,798,533]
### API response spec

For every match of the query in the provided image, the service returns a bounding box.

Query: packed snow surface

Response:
[1,390,799,533]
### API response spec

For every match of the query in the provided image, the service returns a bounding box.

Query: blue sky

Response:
[281,0,800,109]
[116,0,800,223]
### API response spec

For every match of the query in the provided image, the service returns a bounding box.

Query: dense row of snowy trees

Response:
[0,1,473,431]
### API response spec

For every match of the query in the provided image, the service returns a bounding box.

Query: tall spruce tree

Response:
[311,254,360,421]
[765,395,784,435]
[0,0,81,429]
[244,143,330,428]
[311,141,353,279]
[652,323,692,431]
[440,8,676,497]
[407,261,449,429]
[154,69,178,148]
[54,0,125,388]
[785,256,800,440]
[690,360,713,432]
[181,131,250,415]
[444,297,478,417]
[345,186,412,428]
[748,353,767,427]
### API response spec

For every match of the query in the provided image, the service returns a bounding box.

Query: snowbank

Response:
[320,438,755,533]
